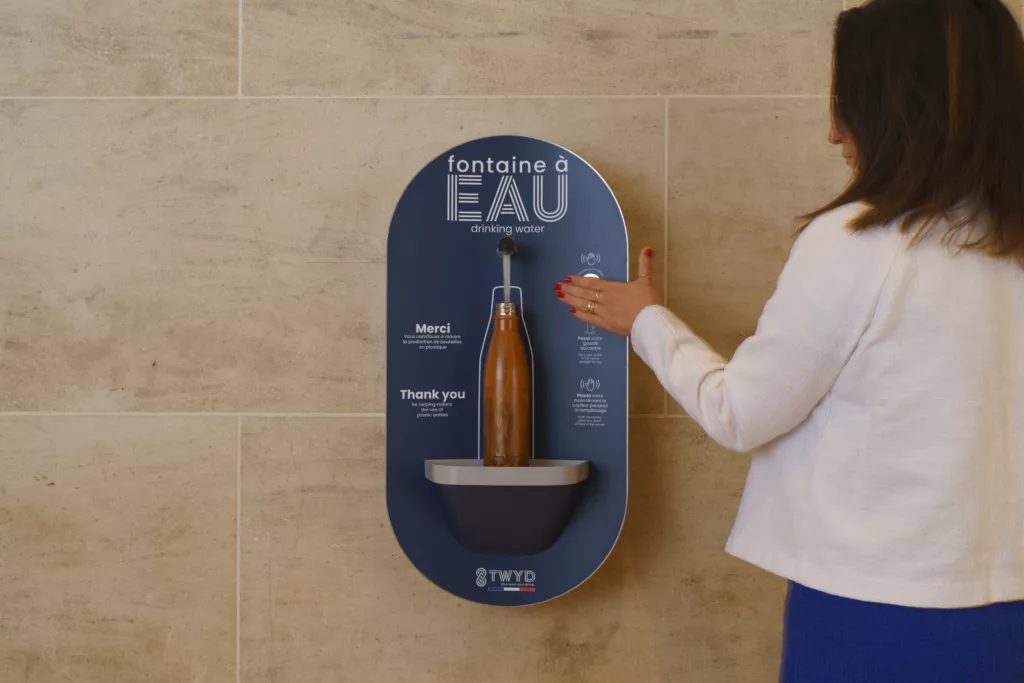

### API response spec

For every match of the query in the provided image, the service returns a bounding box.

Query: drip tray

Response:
[425,459,589,556]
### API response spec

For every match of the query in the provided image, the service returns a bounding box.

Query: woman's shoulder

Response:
[799,202,903,252]
[782,203,906,285]
[813,201,872,224]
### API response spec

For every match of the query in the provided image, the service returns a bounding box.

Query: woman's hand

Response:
[553,247,662,336]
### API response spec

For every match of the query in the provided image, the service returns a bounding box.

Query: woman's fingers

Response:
[557,282,621,316]
[569,307,604,329]
[562,247,655,290]
[558,281,611,301]
[637,247,655,281]
[555,288,597,314]
[552,250,660,337]
[563,275,606,291]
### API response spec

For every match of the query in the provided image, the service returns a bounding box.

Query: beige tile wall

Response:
[0,0,238,96]
[4,0,1022,681]
[239,417,783,683]
[0,417,237,681]
[242,0,835,96]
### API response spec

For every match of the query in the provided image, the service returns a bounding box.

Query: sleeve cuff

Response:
[630,304,674,361]
[628,304,729,434]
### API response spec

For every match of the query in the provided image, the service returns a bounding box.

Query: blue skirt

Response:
[780,582,1024,683]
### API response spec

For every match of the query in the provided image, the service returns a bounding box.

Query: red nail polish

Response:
[644,247,653,257]
[557,292,565,299]
[564,276,573,283]
[570,308,576,314]
[553,284,562,291]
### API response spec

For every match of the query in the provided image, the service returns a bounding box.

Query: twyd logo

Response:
[475,567,537,593]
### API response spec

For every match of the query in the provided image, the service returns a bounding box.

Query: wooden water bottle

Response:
[483,239,531,467]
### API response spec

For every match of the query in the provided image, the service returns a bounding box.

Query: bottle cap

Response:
[495,302,517,316]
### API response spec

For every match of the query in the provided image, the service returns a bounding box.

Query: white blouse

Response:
[631,202,1024,608]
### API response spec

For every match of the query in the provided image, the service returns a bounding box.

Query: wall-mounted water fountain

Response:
[386,135,628,606]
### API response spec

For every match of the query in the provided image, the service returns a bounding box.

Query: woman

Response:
[554,0,1024,681]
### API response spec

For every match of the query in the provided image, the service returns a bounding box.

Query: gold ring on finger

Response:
[587,300,596,314]
[595,290,602,302]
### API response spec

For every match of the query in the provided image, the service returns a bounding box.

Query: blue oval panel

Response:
[386,135,629,606]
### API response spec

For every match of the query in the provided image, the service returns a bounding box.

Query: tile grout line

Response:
[0,411,687,419]
[236,415,242,683]
[0,411,386,417]
[634,414,692,419]
[237,0,244,97]
[663,96,670,416]
[0,94,831,102]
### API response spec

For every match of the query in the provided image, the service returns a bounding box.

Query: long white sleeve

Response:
[631,204,901,452]
[631,203,1024,608]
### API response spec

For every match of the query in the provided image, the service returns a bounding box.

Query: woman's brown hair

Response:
[805,0,1024,262]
